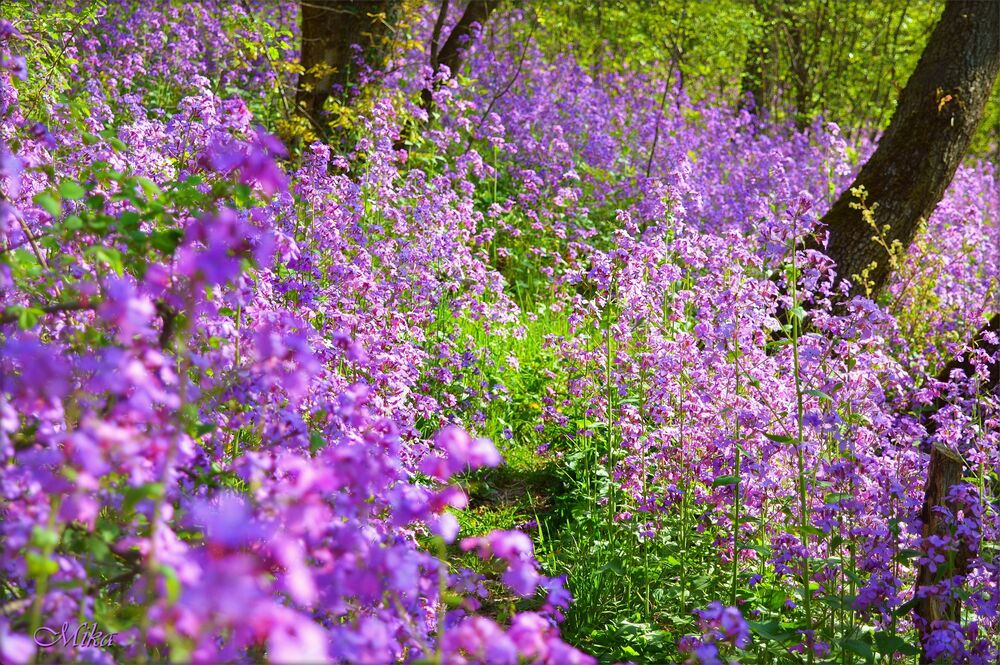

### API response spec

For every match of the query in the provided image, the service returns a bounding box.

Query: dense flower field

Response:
[0,2,997,664]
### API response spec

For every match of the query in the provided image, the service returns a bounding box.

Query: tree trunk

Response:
[816,0,1000,299]
[296,0,400,128]
[432,0,495,77]
[914,313,998,658]
[804,4,998,658]
[421,0,497,113]
[739,34,766,115]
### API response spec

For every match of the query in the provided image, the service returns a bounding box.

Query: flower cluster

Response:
[680,602,750,664]
[1,1,998,664]
[0,7,588,663]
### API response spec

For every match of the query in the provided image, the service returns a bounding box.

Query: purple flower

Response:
[694,642,723,665]
[263,607,329,664]
[2,55,26,80]
[0,142,22,197]
[0,620,35,664]
[434,425,502,474]
[0,20,23,42]
[502,562,540,597]
[99,277,156,342]
[188,493,261,548]
[695,602,750,649]
[544,575,573,609]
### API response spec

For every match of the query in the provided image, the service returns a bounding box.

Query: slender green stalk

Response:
[731,325,742,605]
[639,322,651,614]
[790,244,813,664]
[139,293,192,663]
[605,319,616,554]
[28,495,62,639]
[845,345,856,665]
[678,372,689,612]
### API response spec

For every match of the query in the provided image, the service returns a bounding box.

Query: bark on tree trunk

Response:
[913,314,998,660]
[815,0,1000,299]
[803,4,999,658]
[421,0,497,113]
[296,0,399,129]
[432,0,495,77]
[739,34,766,115]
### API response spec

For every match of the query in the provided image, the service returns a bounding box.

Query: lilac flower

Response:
[0,20,23,42]
[693,642,723,665]
[2,55,26,80]
[3,2,998,663]
[0,142,22,196]
[502,561,540,596]
[263,607,329,664]
[0,620,35,665]
[433,425,503,475]
[696,602,750,649]
[29,122,56,148]
[922,620,966,662]
[99,277,157,342]
[188,493,261,548]
[544,575,573,609]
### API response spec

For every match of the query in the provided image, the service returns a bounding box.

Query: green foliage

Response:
[534,0,998,153]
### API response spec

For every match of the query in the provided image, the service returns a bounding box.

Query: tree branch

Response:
[0,301,96,325]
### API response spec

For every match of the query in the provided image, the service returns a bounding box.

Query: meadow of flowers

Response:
[0,2,997,664]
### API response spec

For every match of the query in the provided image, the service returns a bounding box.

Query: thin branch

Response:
[429,0,450,66]
[0,300,97,325]
[465,19,536,151]
[645,70,672,179]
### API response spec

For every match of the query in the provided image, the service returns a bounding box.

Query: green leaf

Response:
[123,482,164,514]
[764,432,795,444]
[150,229,183,254]
[804,388,833,402]
[136,176,162,200]
[85,215,109,232]
[817,594,855,611]
[31,525,60,549]
[85,245,124,275]
[874,631,917,656]
[309,430,325,453]
[118,211,141,231]
[598,560,625,575]
[13,306,41,329]
[748,620,795,643]
[195,422,216,437]
[33,191,62,218]
[159,564,181,604]
[25,551,59,578]
[894,597,918,617]
[58,180,87,200]
[842,638,874,661]
[712,474,740,487]
[85,534,110,559]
